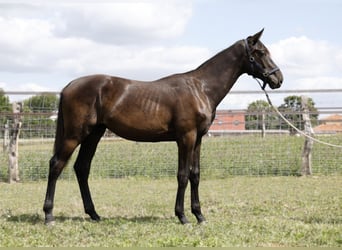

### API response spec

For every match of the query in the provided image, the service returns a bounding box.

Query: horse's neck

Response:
[194,41,245,108]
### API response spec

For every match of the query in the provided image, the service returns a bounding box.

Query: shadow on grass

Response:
[4,213,173,225]
[285,213,342,225]
[101,215,174,224]
[294,216,342,225]
[4,213,42,224]
[2,213,85,225]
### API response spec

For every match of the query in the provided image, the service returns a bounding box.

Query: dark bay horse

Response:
[43,29,283,225]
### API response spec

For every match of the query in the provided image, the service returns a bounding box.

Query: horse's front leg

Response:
[189,137,206,224]
[175,132,196,224]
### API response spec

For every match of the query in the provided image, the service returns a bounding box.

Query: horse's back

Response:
[62,74,128,97]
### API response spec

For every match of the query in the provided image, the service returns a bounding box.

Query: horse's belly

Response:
[105,116,175,142]
[113,128,176,142]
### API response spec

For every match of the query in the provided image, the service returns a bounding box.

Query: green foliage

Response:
[23,94,59,113]
[0,89,11,112]
[0,89,11,125]
[21,94,59,138]
[246,96,319,133]
[278,95,318,133]
[245,100,279,130]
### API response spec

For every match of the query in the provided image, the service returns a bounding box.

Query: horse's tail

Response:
[53,93,64,154]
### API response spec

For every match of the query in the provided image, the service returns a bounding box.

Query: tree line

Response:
[245,96,318,133]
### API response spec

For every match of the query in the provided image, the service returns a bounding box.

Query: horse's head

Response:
[244,29,283,89]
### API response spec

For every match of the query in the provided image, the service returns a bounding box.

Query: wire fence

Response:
[0,90,342,181]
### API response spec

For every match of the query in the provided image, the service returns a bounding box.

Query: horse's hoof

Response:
[44,214,55,226]
[198,218,206,224]
[194,213,206,224]
[89,212,101,221]
[178,215,190,225]
[45,219,55,226]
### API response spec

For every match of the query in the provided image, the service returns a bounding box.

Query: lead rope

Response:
[255,78,342,148]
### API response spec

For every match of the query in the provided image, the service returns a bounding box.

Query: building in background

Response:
[313,114,342,134]
[208,110,245,136]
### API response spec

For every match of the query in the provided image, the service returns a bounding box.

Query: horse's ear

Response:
[247,28,264,45]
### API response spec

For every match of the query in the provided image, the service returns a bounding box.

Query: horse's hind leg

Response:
[73,125,106,221]
[43,139,79,224]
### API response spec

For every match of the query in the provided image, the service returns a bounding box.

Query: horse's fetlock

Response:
[43,201,53,213]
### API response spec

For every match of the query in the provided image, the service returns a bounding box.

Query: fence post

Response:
[8,102,23,183]
[261,110,266,138]
[3,121,9,152]
[301,96,313,176]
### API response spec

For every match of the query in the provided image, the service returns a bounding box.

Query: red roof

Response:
[314,114,342,133]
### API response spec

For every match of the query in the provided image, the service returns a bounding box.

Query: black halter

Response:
[244,39,280,90]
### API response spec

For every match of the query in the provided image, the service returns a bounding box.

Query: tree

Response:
[245,100,278,130]
[278,95,318,134]
[22,94,59,138]
[0,88,11,124]
[23,93,59,113]
[0,89,10,111]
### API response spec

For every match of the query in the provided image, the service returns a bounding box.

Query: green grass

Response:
[0,176,341,247]
[1,135,342,181]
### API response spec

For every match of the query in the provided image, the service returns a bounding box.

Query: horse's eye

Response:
[257,50,266,56]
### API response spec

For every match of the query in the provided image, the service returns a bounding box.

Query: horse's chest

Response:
[196,110,213,132]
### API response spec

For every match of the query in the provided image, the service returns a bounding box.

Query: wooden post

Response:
[261,110,266,138]
[301,96,313,176]
[3,121,9,152]
[8,102,22,183]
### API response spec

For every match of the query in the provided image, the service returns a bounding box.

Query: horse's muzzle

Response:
[267,70,283,89]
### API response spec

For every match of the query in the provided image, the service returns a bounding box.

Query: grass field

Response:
[0,176,341,247]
